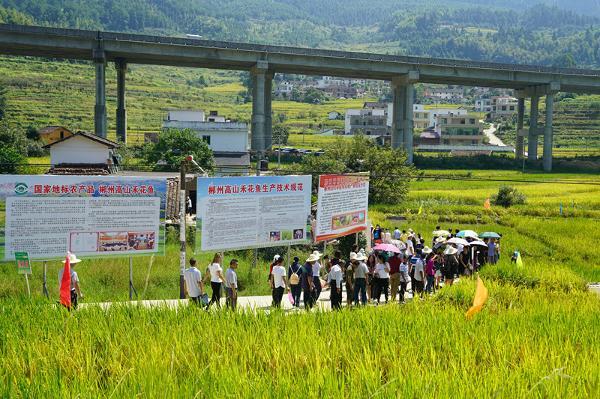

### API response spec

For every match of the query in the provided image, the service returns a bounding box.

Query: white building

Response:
[385,104,468,130]
[475,98,492,113]
[43,131,119,170]
[490,96,518,119]
[163,110,250,174]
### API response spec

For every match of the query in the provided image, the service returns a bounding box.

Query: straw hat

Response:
[444,246,458,255]
[306,252,321,262]
[311,250,322,257]
[62,252,82,264]
[349,252,357,261]
[354,252,367,261]
[422,246,433,255]
[273,254,281,262]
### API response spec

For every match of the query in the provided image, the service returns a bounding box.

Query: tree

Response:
[302,88,327,104]
[272,124,290,146]
[0,146,25,173]
[492,186,526,207]
[144,129,214,171]
[300,135,415,204]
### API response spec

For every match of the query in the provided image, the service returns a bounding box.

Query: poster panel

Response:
[315,174,369,242]
[196,175,312,251]
[15,252,31,275]
[0,175,167,260]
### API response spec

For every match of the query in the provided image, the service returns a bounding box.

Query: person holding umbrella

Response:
[443,246,459,286]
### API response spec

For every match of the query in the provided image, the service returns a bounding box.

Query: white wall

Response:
[167,110,205,122]
[50,136,111,165]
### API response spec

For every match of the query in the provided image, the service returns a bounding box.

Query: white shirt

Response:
[375,262,390,279]
[327,264,343,289]
[209,263,223,283]
[184,267,202,298]
[384,232,392,243]
[226,268,237,289]
[406,240,414,256]
[312,261,321,277]
[411,257,424,281]
[353,262,369,279]
[272,265,287,288]
[58,268,79,291]
[393,229,401,240]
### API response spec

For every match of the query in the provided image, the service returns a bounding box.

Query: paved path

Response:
[81,284,420,312]
[483,123,508,147]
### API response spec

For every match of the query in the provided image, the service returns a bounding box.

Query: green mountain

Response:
[0,0,599,67]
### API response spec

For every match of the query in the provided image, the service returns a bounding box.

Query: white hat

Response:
[306,253,321,262]
[273,254,281,261]
[435,236,447,243]
[444,246,458,255]
[358,248,366,255]
[422,246,433,255]
[312,250,322,257]
[62,252,82,264]
[354,252,367,261]
[349,252,357,261]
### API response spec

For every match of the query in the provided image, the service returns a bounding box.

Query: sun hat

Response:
[422,246,433,255]
[444,246,458,255]
[306,253,321,262]
[349,252,357,261]
[62,252,82,264]
[273,254,281,262]
[311,250,322,257]
[354,252,367,261]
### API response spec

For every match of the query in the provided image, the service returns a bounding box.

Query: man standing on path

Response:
[327,261,343,310]
[184,258,205,306]
[225,259,238,310]
[270,257,288,308]
[303,253,319,309]
[410,250,425,299]
[388,252,401,302]
[352,252,369,306]
[310,251,323,301]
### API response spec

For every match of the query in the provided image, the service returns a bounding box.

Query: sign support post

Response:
[129,256,137,300]
[15,252,32,297]
[252,151,261,268]
[179,160,187,299]
[42,261,49,298]
[25,274,31,298]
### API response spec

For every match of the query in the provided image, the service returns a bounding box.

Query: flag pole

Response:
[24,274,31,298]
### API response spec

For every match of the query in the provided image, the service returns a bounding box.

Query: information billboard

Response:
[196,175,312,251]
[0,175,167,260]
[315,174,369,242]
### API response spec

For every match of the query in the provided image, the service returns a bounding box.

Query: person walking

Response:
[303,253,319,309]
[398,254,410,303]
[488,238,497,264]
[206,253,225,309]
[270,257,288,308]
[288,256,303,308]
[184,258,205,306]
[310,250,323,301]
[343,259,354,308]
[424,249,436,294]
[58,253,83,309]
[366,252,377,301]
[388,252,401,302]
[443,246,459,286]
[225,259,238,310]
[374,253,390,304]
[327,260,343,310]
[351,252,369,306]
[410,250,425,299]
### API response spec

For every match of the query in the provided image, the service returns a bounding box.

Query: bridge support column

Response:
[94,48,107,139]
[391,71,418,164]
[264,72,273,151]
[515,97,525,159]
[403,84,415,164]
[390,80,405,150]
[543,93,554,172]
[116,59,127,143]
[527,95,539,161]
[251,62,269,156]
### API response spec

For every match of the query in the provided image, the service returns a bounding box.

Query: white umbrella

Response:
[470,240,488,247]
[447,237,470,246]
[432,229,451,238]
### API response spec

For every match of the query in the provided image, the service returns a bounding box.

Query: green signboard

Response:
[15,252,31,275]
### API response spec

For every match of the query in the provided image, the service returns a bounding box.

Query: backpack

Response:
[289,264,300,285]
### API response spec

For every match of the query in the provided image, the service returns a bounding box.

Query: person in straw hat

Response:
[309,250,323,301]
[443,246,459,286]
[302,252,320,309]
[58,252,83,308]
[350,251,369,306]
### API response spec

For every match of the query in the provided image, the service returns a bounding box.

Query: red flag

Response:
[60,253,71,308]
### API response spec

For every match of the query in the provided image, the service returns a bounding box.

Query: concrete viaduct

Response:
[1,24,600,171]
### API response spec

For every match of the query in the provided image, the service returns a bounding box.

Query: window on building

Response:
[510,106,515,111]
[469,119,475,124]
[60,131,64,139]
[502,106,507,111]
[202,135,211,145]
[472,140,478,145]
[442,118,447,124]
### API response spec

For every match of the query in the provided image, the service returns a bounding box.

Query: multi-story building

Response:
[475,98,492,113]
[344,107,388,136]
[321,84,358,99]
[435,114,484,146]
[163,110,250,174]
[423,85,464,103]
[490,96,518,119]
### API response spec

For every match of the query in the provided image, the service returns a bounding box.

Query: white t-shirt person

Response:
[272,265,287,289]
[375,262,390,279]
[209,263,223,283]
[312,261,321,277]
[226,268,238,289]
[184,267,202,298]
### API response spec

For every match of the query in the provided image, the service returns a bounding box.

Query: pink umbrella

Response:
[373,243,401,253]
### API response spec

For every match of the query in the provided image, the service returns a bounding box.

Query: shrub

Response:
[492,185,526,207]
[143,128,214,172]
[0,146,26,173]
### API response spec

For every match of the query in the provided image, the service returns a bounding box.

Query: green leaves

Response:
[143,128,214,171]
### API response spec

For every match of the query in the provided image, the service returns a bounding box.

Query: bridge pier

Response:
[527,95,539,161]
[515,97,525,159]
[94,48,107,138]
[391,72,418,163]
[251,62,271,158]
[543,93,554,172]
[116,59,127,143]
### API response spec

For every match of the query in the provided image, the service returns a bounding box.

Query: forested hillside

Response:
[0,0,599,67]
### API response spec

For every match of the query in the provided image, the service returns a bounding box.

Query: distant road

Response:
[483,123,507,147]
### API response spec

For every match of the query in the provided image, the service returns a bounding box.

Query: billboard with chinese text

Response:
[196,175,312,251]
[315,174,369,242]
[0,175,167,260]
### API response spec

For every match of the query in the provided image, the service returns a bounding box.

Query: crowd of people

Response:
[182,225,502,311]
